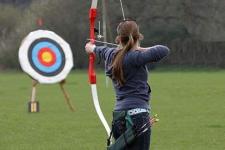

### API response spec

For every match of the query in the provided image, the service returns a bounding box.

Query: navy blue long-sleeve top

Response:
[94,45,169,111]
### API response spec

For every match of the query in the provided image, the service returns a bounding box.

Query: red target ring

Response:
[37,47,56,67]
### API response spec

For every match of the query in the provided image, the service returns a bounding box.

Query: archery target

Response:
[19,30,73,84]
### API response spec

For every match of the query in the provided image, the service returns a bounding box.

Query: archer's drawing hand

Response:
[85,42,96,54]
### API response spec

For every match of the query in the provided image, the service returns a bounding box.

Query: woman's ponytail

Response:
[112,20,142,86]
[112,33,136,86]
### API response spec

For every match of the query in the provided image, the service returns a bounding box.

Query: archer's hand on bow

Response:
[85,42,96,54]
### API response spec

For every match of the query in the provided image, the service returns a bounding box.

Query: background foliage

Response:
[0,0,225,69]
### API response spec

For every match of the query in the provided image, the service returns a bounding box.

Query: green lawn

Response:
[0,70,224,150]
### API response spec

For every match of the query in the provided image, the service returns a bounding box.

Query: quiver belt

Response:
[107,111,136,150]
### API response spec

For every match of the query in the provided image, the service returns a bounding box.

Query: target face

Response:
[19,30,73,84]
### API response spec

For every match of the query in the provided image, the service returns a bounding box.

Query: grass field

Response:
[0,69,224,150]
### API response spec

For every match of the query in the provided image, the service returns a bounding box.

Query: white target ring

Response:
[19,30,73,84]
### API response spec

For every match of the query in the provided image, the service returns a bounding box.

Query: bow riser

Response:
[89,8,97,41]
[89,8,97,84]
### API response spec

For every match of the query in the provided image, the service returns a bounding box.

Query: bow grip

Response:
[88,53,96,84]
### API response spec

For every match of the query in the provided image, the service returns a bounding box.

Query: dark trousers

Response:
[112,112,151,150]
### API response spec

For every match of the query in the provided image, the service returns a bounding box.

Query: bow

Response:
[88,0,111,137]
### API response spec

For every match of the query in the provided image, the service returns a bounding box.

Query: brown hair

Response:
[112,20,143,86]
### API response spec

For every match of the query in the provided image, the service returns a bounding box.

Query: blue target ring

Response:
[32,41,62,73]
[28,38,65,76]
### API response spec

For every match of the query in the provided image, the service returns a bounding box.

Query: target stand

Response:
[28,80,39,112]
[19,30,75,112]
[28,101,39,112]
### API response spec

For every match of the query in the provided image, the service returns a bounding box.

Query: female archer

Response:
[85,20,169,150]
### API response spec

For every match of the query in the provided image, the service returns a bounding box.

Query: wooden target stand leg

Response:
[28,79,75,112]
[59,80,75,112]
[28,80,39,112]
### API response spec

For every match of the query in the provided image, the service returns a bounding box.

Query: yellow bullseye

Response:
[41,52,53,63]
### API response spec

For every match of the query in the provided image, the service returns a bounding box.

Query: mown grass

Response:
[0,70,224,150]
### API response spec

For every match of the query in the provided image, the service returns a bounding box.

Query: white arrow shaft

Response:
[87,39,118,46]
